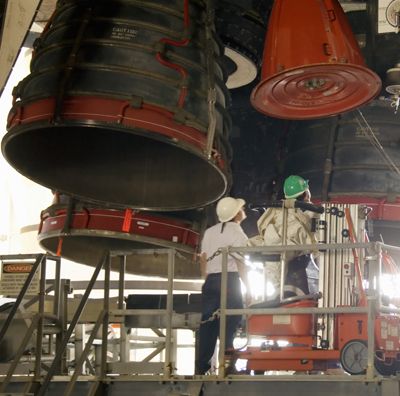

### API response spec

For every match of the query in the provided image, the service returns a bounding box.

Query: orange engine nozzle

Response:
[251,0,381,120]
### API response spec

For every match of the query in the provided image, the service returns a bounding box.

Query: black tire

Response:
[374,351,397,376]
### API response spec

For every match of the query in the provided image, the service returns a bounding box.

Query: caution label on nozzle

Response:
[0,262,40,296]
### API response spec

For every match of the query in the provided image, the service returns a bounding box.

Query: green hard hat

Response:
[283,175,309,199]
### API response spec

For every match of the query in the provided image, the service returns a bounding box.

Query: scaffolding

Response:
[0,239,400,395]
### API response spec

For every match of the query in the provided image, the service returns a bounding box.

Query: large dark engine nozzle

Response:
[2,0,231,211]
[38,196,203,279]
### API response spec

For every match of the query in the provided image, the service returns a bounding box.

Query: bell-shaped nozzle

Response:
[2,0,232,211]
[251,0,381,120]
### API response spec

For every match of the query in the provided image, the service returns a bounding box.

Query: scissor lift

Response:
[235,203,400,376]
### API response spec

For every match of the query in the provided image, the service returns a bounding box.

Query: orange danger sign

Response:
[3,264,33,273]
[0,262,40,296]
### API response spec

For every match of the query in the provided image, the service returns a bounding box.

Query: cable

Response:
[355,109,400,176]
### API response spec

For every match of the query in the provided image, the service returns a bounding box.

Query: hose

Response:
[248,200,325,214]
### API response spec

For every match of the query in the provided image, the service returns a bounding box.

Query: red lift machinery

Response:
[237,203,400,375]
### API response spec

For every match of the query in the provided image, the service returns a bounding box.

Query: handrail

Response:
[0,254,45,344]
[229,242,374,254]
[1,239,400,384]
[215,238,390,380]
[100,254,110,379]
[63,310,106,396]
[0,314,40,392]
[36,252,109,396]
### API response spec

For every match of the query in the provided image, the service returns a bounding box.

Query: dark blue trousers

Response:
[196,272,243,374]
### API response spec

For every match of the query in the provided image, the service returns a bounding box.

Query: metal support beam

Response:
[63,311,106,396]
[163,249,175,378]
[218,247,228,379]
[100,255,111,379]
[36,252,108,396]
[0,0,41,93]
[34,257,47,378]
[0,315,40,392]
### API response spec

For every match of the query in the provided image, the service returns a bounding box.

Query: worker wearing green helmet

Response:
[250,175,319,302]
[283,175,311,201]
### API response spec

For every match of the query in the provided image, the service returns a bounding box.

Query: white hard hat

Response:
[216,197,246,222]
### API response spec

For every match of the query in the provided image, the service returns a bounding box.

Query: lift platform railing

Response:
[216,240,398,380]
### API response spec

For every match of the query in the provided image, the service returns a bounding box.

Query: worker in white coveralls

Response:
[196,197,250,375]
[250,175,319,302]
